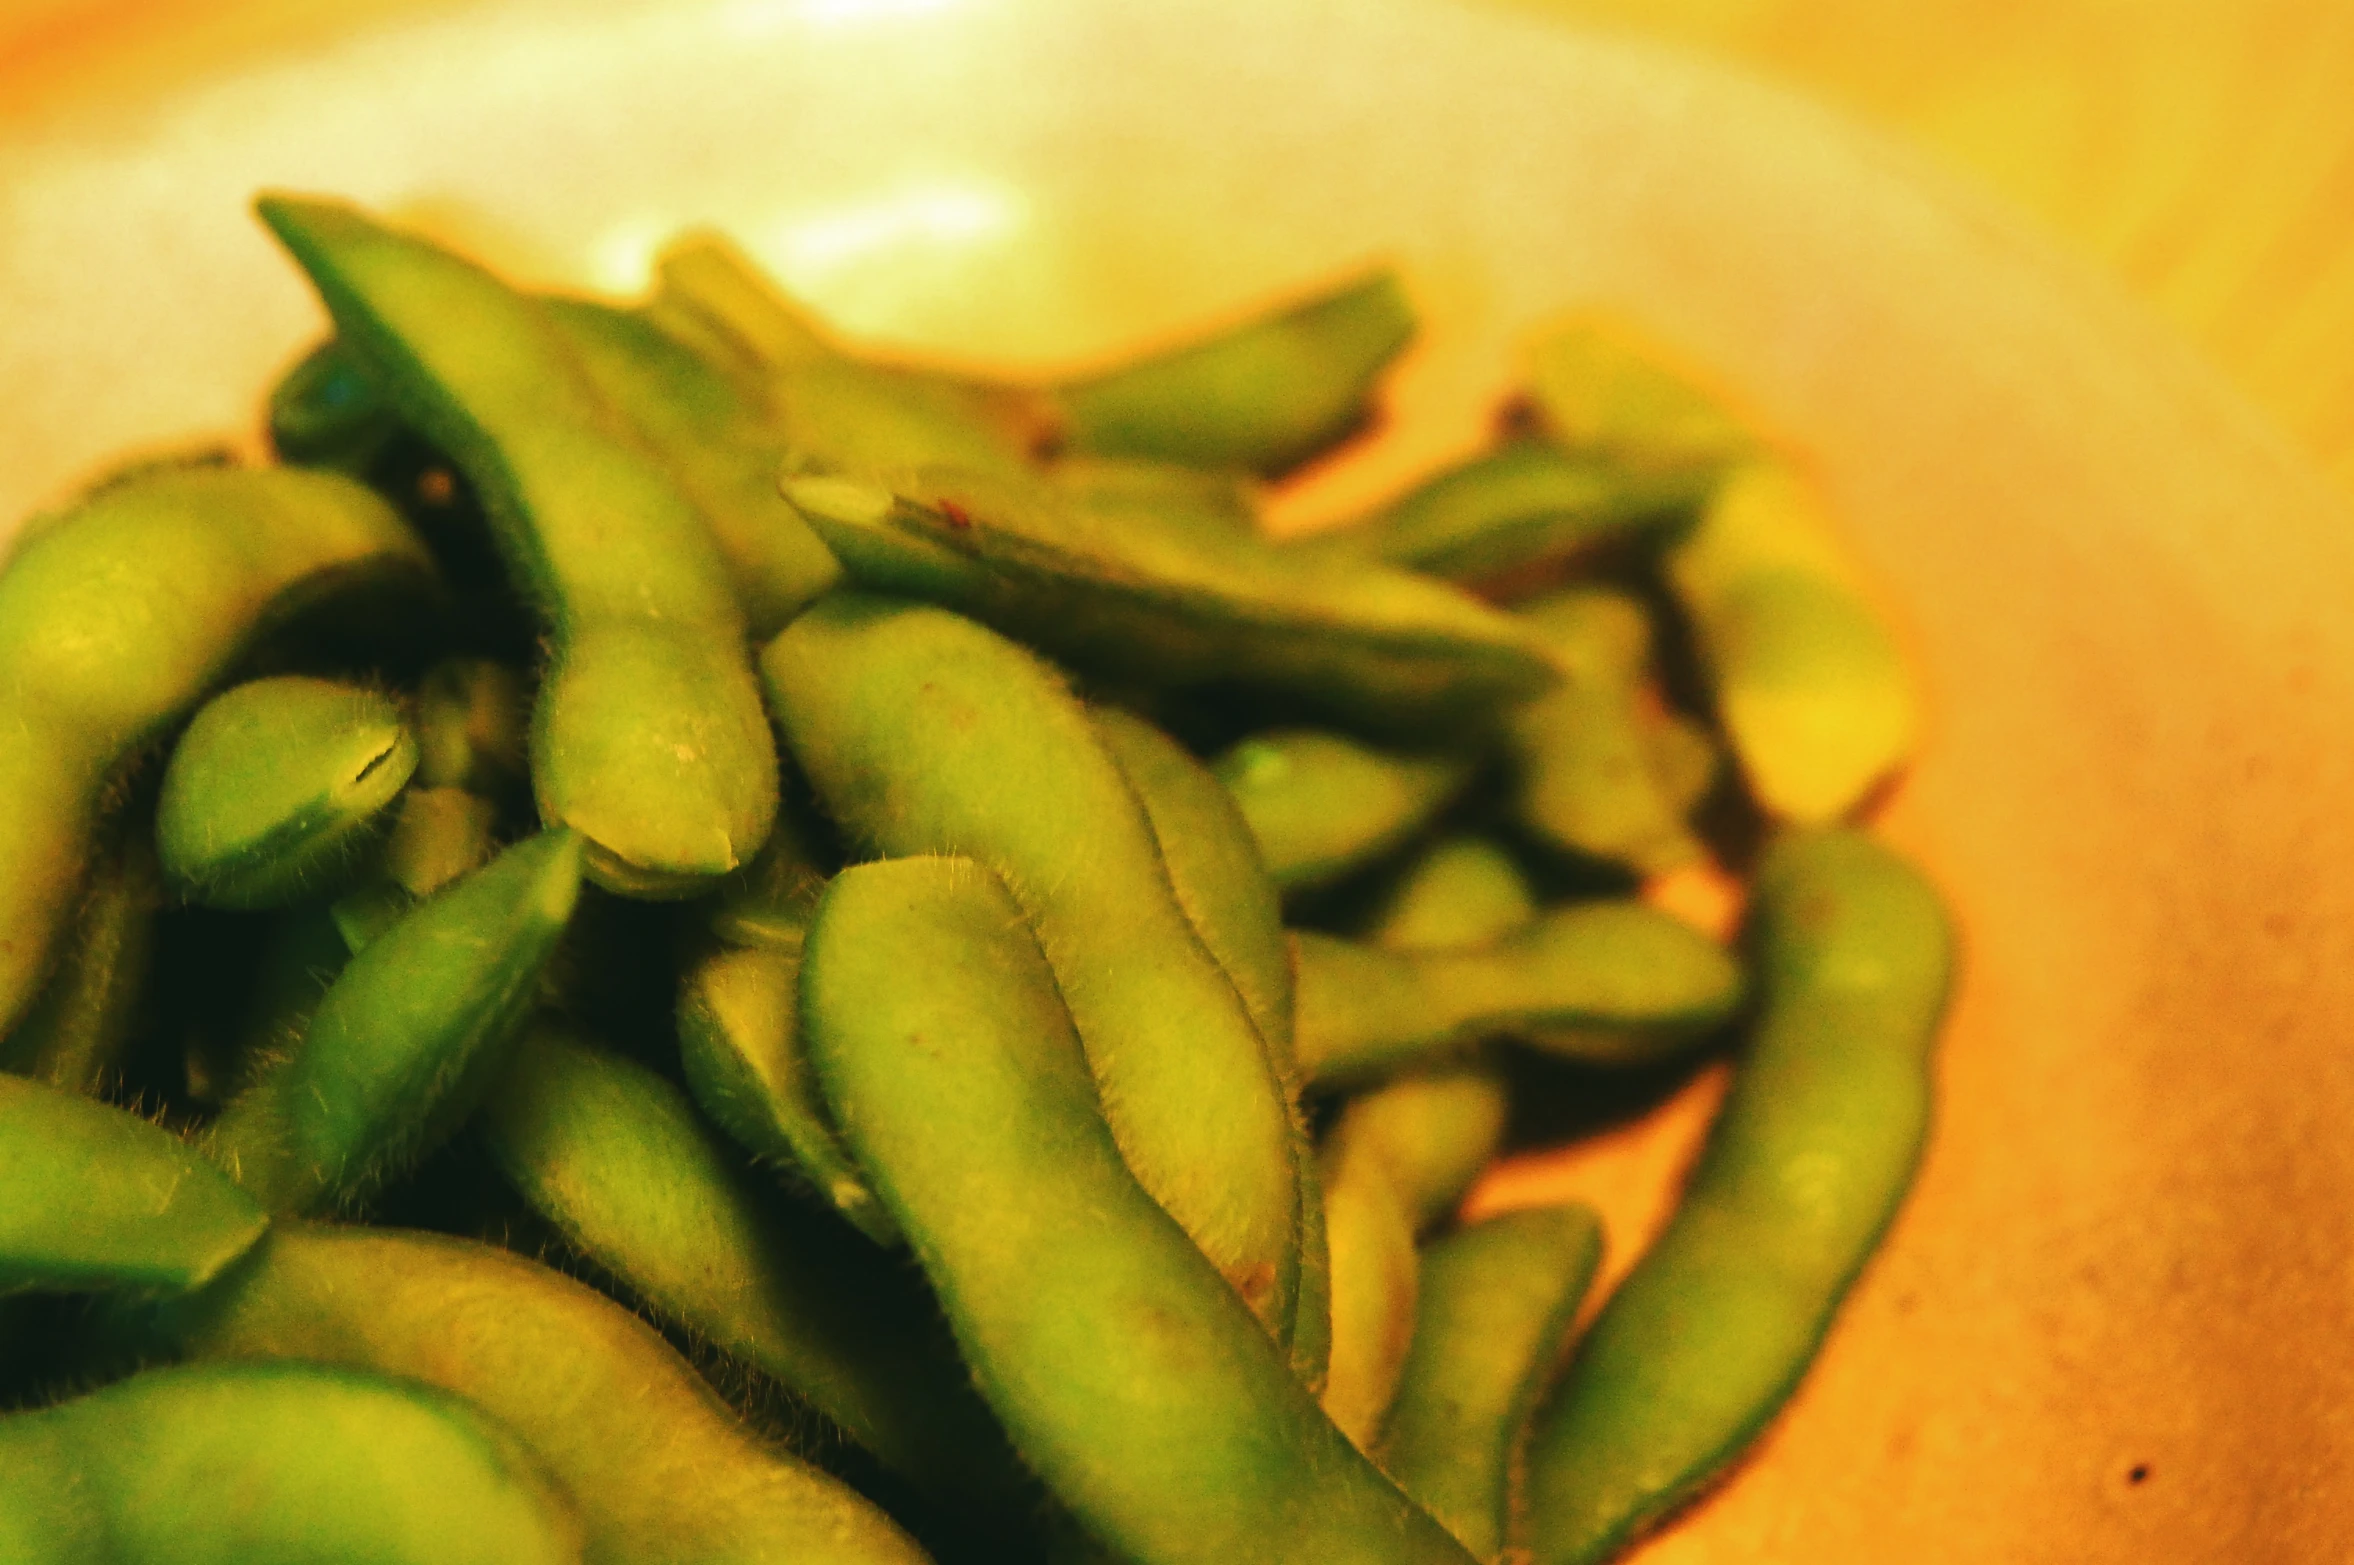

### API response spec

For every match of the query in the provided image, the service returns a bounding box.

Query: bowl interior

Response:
[5,0,2353,1555]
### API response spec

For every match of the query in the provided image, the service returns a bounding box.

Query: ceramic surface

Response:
[3,1,2349,1557]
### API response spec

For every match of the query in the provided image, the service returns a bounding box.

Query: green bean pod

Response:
[1053,456,1261,543]
[1327,1067,1510,1233]
[1367,836,1538,952]
[1522,829,1954,1565]
[651,231,836,374]
[1214,729,1476,894]
[1522,314,1756,476]
[0,1074,266,1296]
[1307,439,1705,587]
[256,194,778,897]
[676,941,894,1244]
[482,1027,1021,1518]
[205,830,583,1215]
[1664,460,1918,824]
[0,1361,583,1565]
[1293,902,1743,1086]
[1,818,160,1096]
[1315,1123,1421,1453]
[267,336,402,471]
[802,856,1476,1565]
[763,594,1299,1334]
[783,468,1555,736]
[541,297,840,636]
[156,675,419,909]
[1051,267,1415,475]
[1509,589,1707,875]
[135,1223,933,1565]
[0,463,434,1039]
[1383,1206,1604,1561]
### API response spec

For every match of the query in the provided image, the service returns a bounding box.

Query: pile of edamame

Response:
[0,195,1955,1565]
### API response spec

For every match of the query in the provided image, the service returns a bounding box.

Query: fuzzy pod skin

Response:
[0,1361,583,1565]
[1664,461,1918,825]
[540,297,839,637]
[1367,836,1538,953]
[1509,588,1708,876]
[1304,438,1706,588]
[1315,1124,1421,1455]
[1293,902,1745,1087]
[675,942,894,1245]
[1214,729,1477,894]
[0,818,161,1096]
[204,830,583,1216]
[0,463,435,1041]
[1382,1206,1604,1562]
[782,468,1556,739]
[1051,267,1415,476]
[156,676,419,909]
[1325,1068,1510,1235]
[134,1223,934,1565]
[481,1028,1022,1521]
[762,594,1299,1338]
[1522,830,1954,1565]
[256,195,778,898]
[1052,457,1261,544]
[0,1074,267,1297]
[802,857,1476,1565]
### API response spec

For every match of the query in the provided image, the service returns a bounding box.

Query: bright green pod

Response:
[1522,314,1756,476]
[1091,706,1295,1069]
[676,942,894,1245]
[802,857,1476,1565]
[0,463,434,1040]
[0,1361,582,1565]
[1523,829,1954,1565]
[1293,902,1744,1087]
[1052,267,1415,476]
[412,657,529,796]
[136,1223,934,1565]
[1052,456,1261,543]
[1214,729,1477,893]
[763,595,1299,1335]
[266,336,402,471]
[770,357,1039,481]
[1315,1123,1420,1454]
[1326,1067,1510,1233]
[1509,588,1707,875]
[205,830,583,1215]
[541,297,840,637]
[1,820,160,1096]
[1383,1206,1604,1562]
[1367,836,1538,952]
[0,1074,266,1297]
[482,1027,1019,1519]
[1308,439,1704,587]
[156,676,418,909]
[256,194,778,897]
[1664,460,1919,824]
[783,467,1556,737]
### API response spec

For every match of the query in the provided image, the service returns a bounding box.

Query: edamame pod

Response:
[1,819,160,1096]
[763,595,1299,1334]
[1091,705,1295,1067]
[1383,1206,1604,1561]
[382,785,500,899]
[482,1028,1018,1517]
[1327,1067,1510,1233]
[1051,267,1415,476]
[1509,589,1707,875]
[156,676,419,909]
[1368,836,1538,952]
[652,230,836,373]
[1214,729,1476,893]
[1522,829,1954,1565]
[1293,902,1743,1086]
[541,297,840,636]
[267,337,401,471]
[676,942,893,1244]
[1522,314,1755,476]
[0,1361,583,1565]
[0,1074,266,1296]
[137,1223,934,1565]
[1316,1124,1420,1452]
[0,463,434,1039]
[802,857,1476,1565]
[783,467,1555,736]
[206,830,583,1214]
[413,656,529,796]
[1308,439,1704,587]
[256,195,778,897]
[1664,460,1918,824]
[770,357,1039,481]
[1053,457,1261,543]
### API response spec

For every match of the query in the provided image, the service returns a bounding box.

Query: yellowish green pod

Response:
[1215,729,1476,893]
[1522,314,1756,476]
[1,820,160,1097]
[1368,836,1538,953]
